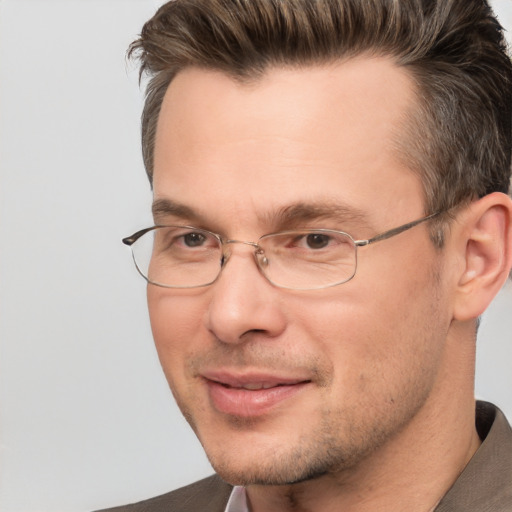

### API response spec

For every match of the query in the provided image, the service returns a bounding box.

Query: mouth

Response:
[202,372,312,417]
[219,381,294,390]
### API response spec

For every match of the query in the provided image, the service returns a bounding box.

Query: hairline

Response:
[148,54,431,182]
[149,57,444,229]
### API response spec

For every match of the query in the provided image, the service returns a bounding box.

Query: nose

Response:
[204,242,287,345]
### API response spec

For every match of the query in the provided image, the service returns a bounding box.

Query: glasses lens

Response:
[128,227,357,290]
[131,226,222,288]
[258,230,357,289]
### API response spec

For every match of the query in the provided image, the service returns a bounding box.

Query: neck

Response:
[246,323,481,512]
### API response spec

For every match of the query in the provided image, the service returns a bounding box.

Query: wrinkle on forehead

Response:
[152,197,373,235]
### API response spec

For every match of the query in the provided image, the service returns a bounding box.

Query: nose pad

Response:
[220,251,230,268]
[254,249,269,269]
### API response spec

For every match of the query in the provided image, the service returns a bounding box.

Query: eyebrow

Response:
[265,201,371,231]
[152,198,201,224]
[152,197,371,232]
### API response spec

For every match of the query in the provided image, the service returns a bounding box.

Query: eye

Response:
[305,233,330,249]
[182,232,207,247]
[160,228,219,252]
[261,230,352,256]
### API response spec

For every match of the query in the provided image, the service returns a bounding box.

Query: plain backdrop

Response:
[0,1,511,511]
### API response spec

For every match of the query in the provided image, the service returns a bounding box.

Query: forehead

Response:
[153,58,423,231]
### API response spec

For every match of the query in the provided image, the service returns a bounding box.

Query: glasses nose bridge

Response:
[223,238,262,251]
[220,238,267,268]
[221,239,264,256]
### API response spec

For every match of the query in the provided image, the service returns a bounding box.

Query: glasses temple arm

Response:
[355,211,442,247]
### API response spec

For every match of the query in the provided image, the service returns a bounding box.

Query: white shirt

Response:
[225,486,249,512]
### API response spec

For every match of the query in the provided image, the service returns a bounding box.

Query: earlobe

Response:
[453,192,512,322]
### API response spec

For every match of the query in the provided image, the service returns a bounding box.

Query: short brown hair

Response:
[129,0,511,224]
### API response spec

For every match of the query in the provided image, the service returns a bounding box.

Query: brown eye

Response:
[305,233,330,249]
[183,232,207,247]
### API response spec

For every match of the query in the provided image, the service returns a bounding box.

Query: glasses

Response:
[122,211,441,290]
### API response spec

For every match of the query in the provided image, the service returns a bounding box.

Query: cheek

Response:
[288,255,447,390]
[147,287,209,380]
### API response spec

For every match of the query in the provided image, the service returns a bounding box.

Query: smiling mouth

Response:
[203,375,311,417]
[217,380,309,390]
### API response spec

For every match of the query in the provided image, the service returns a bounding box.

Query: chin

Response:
[202,434,354,487]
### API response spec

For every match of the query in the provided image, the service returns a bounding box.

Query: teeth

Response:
[241,383,264,390]
[213,379,301,390]
[239,383,277,390]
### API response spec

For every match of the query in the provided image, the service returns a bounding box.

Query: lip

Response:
[202,371,311,417]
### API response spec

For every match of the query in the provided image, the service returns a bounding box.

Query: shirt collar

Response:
[225,485,249,512]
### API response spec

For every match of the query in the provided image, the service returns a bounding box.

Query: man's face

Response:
[148,59,453,485]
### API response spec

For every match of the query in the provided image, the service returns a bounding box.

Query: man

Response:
[101,0,512,510]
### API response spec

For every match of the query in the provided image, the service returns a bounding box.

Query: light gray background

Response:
[0,1,511,511]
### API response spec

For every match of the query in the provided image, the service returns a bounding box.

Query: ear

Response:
[452,192,512,322]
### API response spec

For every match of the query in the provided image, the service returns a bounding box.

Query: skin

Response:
[148,58,490,511]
